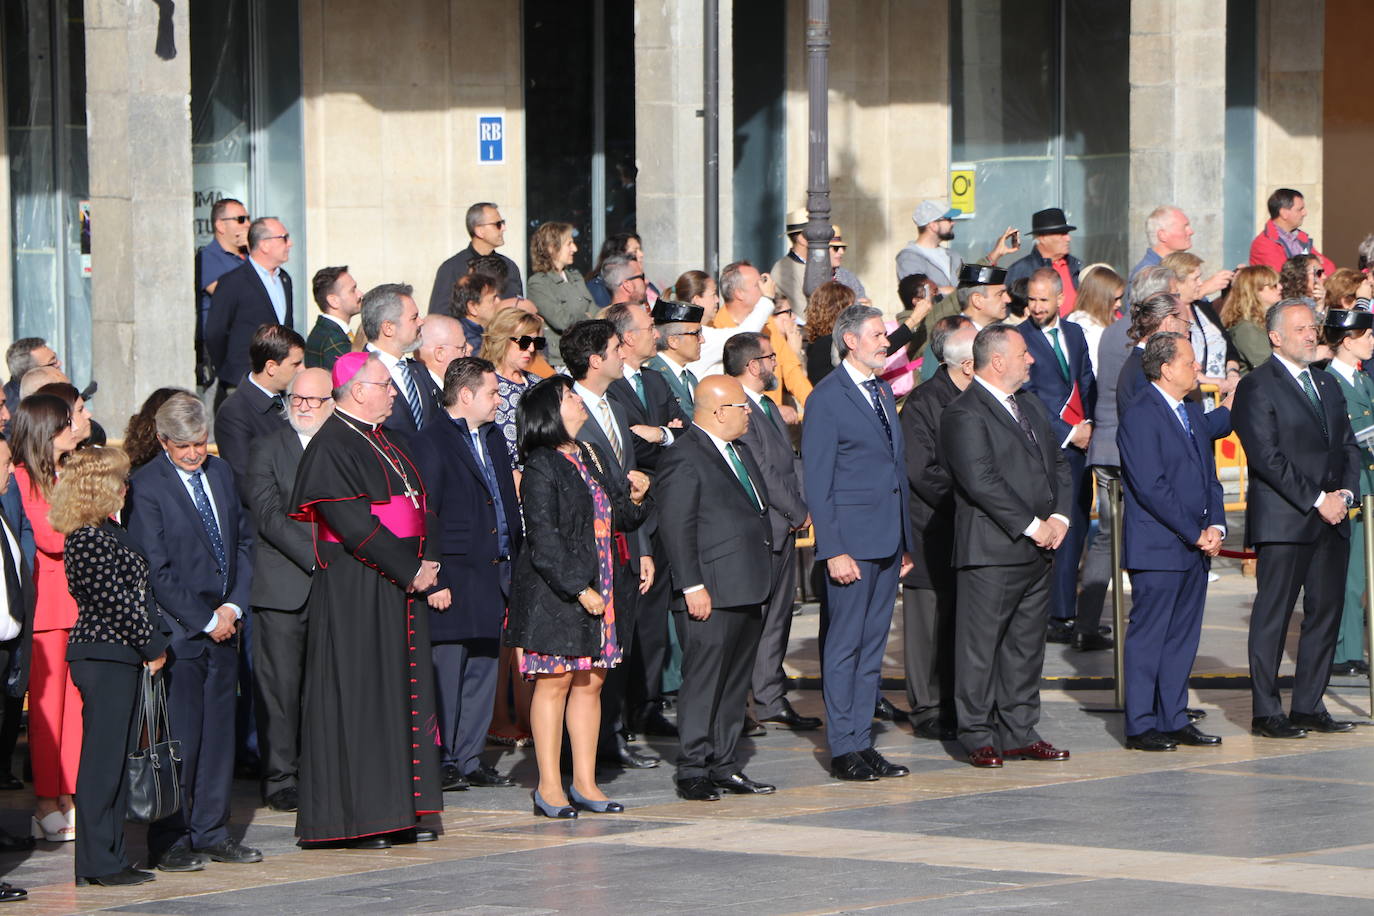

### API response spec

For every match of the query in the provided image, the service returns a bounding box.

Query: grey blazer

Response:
[738,395,807,550]
[245,425,315,610]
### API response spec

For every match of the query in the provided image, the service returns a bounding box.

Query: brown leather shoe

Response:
[1004,741,1070,761]
[968,746,1003,768]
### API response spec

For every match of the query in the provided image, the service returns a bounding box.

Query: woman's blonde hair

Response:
[529,221,574,276]
[479,307,543,369]
[1324,267,1365,308]
[48,446,130,534]
[1159,251,1204,284]
[1221,265,1279,328]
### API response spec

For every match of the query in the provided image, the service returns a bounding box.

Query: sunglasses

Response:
[510,336,547,351]
[217,215,250,224]
[480,220,507,230]
[263,233,290,242]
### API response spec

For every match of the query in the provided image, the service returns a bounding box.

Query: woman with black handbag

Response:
[51,447,169,887]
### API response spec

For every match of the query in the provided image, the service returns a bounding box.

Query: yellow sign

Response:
[950,166,975,216]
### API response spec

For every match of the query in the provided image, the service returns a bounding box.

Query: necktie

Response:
[1048,327,1071,381]
[269,393,286,416]
[189,471,228,587]
[1007,394,1038,445]
[725,443,762,510]
[862,378,893,447]
[470,429,512,555]
[681,369,697,409]
[401,360,423,427]
[632,371,647,408]
[760,395,780,428]
[1299,370,1328,438]
[0,519,20,623]
[1175,402,1197,446]
[598,398,624,466]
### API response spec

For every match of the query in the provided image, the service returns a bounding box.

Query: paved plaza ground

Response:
[2,555,1373,914]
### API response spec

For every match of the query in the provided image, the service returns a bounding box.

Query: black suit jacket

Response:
[1233,357,1361,544]
[245,425,314,610]
[0,512,35,697]
[214,379,289,501]
[128,455,254,657]
[655,426,772,608]
[940,380,1073,568]
[899,366,962,588]
[606,369,690,472]
[576,388,650,558]
[737,394,806,550]
[206,261,294,386]
[410,416,523,642]
[368,349,440,437]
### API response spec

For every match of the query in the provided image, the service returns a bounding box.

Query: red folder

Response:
[1059,381,1085,426]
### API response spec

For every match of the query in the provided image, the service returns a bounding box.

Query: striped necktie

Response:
[598,398,624,465]
[400,359,423,426]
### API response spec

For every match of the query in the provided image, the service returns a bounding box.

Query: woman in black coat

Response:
[505,375,650,818]
[52,447,169,887]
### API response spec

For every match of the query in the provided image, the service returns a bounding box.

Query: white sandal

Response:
[30,810,75,842]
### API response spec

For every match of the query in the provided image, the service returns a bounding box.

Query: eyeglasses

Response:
[625,274,646,284]
[750,353,778,363]
[510,336,547,351]
[288,394,332,408]
[671,329,703,338]
[479,220,507,230]
[263,233,291,242]
[716,402,749,411]
[354,379,392,390]
[830,245,847,252]
[217,215,250,224]
[773,309,794,317]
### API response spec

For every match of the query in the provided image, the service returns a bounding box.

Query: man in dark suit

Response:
[899,317,975,741]
[1015,268,1098,647]
[0,391,33,791]
[657,375,775,800]
[604,302,689,739]
[802,305,914,782]
[129,393,260,869]
[724,332,817,732]
[411,358,523,793]
[215,324,304,496]
[940,325,1074,768]
[243,367,333,811]
[562,319,659,768]
[361,282,439,437]
[1118,333,1227,751]
[206,217,295,411]
[1233,299,1362,738]
[305,266,361,371]
[0,436,35,870]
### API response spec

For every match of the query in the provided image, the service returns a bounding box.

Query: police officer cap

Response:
[957,264,1007,287]
[1324,308,1374,332]
[651,300,704,324]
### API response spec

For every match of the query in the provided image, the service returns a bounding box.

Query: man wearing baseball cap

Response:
[896,200,1019,294]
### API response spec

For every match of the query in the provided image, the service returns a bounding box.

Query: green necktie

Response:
[681,369,696,409]
[725,443,762,510]
[633,371,647,408]
[1048,327,1070,381]
[760,395,779,427]
[1299,370,1328,438]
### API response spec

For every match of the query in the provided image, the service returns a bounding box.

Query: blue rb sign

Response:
[478,115,504,164]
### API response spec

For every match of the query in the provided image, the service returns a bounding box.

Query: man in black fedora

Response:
[1005,208,1083,316]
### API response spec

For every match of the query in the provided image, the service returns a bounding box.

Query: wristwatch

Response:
[1342,491,1356,509]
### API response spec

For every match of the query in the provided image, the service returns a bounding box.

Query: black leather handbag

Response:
[124,668,182,824]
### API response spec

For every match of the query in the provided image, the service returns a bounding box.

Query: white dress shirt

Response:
[687,295,774,379]
[0,516,21,641]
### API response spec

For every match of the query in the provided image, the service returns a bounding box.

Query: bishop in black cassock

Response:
[289,352,443,846]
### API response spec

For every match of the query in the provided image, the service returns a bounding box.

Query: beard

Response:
[761,369,779,392]
[937,225,956,242]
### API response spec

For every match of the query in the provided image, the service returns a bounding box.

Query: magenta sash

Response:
[317,495,425,543]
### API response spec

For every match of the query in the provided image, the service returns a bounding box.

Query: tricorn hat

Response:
[1324,308,1374,332]
[1030,207,1077,235]
[651,300,704,324]
[957,264,1007,287]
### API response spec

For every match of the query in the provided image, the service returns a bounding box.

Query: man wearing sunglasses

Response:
[196,198,250,385]
[428,202,523,314]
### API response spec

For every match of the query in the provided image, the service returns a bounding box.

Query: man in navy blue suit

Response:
[1117,333,1226,751]
[802,305,914,782]
[129,393,260,870]
[1015,268,1099,648]
[206,217,295,411]
[410,357,523,793]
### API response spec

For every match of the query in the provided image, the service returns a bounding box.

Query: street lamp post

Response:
[802,0,831,299]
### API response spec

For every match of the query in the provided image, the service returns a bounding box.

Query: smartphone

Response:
[1007,229,1020,249]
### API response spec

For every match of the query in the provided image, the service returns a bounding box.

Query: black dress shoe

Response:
[0,830,34,853]
[675,776,721,801]
[1046,618,1076,644]
[1072,631,1114,651]
[829,751,879,781]
[0,883,25,901]
[76,867,154,887]
[1125,729,1178,751]
[0,773,22,791]
[1186,707,1207,721]
[759,698,823,731]
[442,764,470,791]
[1251,714,1306,739]
[391,826,437,843]
[152,847,208,872]
[911,718,957,741]
[465,763,515,787]
[638,708,679,737]
[1289,710,1357,733]
[193,840,263,863]
[741,718,767,738]
[346,836,393,849]
[711,772,776,794]
[1354,659,1371,676]
[601,740,661,769]
[1164,723,1221,746]
[874,697,908,722]
[1330,659,1363,678]
[860,748,910,777]
[265,786,299,811]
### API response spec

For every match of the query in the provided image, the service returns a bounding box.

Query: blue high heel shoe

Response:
[532,789,577,819]
[569,785,625,814]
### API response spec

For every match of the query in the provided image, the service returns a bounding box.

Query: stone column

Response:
[635,0,734,291]
[84,0,194,427]
[1128,0,1228,269]
[0,46,11,347]
[1256,0,1325,248]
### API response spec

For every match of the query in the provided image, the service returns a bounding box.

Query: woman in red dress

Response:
[12,393,82,841]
